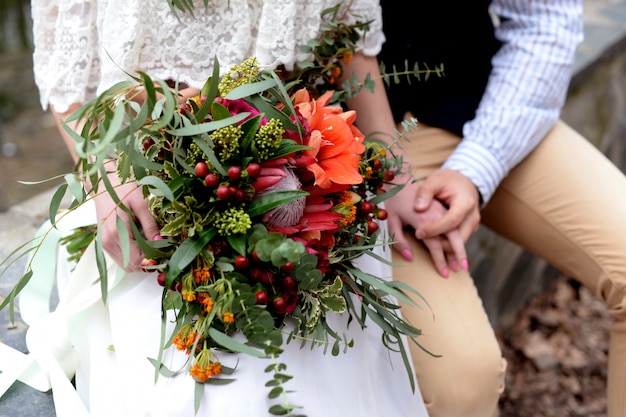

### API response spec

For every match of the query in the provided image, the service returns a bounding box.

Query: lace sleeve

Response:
[31,0,102,113]
[31,0,385,114]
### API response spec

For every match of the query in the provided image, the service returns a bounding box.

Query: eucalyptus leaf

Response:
[49,184,68,226]
[225,79,277,100]
[247,190,308,217]
[208,328,266,358]
[115,215,131,268]
[95,231,108,304]
[138,175,175,201]
[167,113,249,136]
[166,228,217,281]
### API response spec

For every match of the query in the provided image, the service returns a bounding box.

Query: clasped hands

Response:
[386,169,481,278]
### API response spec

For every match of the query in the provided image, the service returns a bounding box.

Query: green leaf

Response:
[348,267,417,307]
[94,231,108,304]
[147,357,178,378]
[225,79,277,100]
[91,103,126,155]
[194,381,203,415]
[166,113,249,136]
[268,386,284,399]
[210,101,231,120]
[192,134,226,176]
[207,328,267,358]
[368,183,404,205]
[247,190,308,217]
[49,184,68,226]
[115,216,131,268]
[138,175,175,201]
[65,173,85,203]
[227,234,246,256]
[167,228,217,281]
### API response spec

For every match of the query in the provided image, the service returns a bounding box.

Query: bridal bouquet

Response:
[45,56,422,415]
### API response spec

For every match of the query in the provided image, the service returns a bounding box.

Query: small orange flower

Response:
[342,51,354,65]
[222,312,235,324]
[197,292,215,314]
[334,191,358,226]
[182,289,196,302]
[173,325,199,354]
[190,348,222,382]
[193,266,211,283]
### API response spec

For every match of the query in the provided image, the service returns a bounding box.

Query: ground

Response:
[497,274,611,417]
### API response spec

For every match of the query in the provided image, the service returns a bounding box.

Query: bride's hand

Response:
[92,86,200,271]
[93,169,161,272]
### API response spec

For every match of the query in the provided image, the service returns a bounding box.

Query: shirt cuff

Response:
[441,140,509,205]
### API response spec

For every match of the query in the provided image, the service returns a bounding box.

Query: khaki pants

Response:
[393,120,626,417]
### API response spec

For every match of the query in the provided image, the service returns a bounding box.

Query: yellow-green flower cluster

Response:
[213,207,252,236]
[253,118,284,161]
[211,124,243,163]
[218,57,260,96]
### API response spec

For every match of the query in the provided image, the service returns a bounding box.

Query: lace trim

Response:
[32,0,384,113]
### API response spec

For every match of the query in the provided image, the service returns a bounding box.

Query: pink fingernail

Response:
[152,234,164,240]
[450,260,458,272]
[401,249,413,261]
[461,259,469,271]
[441,267,449,278]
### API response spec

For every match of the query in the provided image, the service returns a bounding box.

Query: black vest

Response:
[378,1,502,135]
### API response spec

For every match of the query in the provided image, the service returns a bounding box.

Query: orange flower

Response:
[222,312,235,324]
[197,292,215,313]
[294,89,365,189]
[193,266,211,283]
[190,348,222,382]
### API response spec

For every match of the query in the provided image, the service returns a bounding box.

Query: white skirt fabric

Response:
[4,203,429,417]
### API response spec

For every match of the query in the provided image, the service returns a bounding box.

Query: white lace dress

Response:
[11,1,430,416]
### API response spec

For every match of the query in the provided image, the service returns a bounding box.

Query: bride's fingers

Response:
[444,229,468,271]
[421,236,449,278]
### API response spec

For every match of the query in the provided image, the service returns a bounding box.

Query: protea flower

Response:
[256,166,306,229]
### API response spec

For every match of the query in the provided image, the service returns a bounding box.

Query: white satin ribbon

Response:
[0,200,110,417]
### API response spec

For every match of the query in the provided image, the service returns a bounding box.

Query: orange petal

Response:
[318,154,363,185]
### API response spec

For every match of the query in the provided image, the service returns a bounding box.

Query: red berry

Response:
[376,208,388,220]
[216,185,232,200]
[204,173,219,188]
[227,166,242,181]
[170,280,182,293]
[246,163,261,178]
[372,158,382,171]
[250,268,272,284]
[360,201,375,214]
[234,189,247,203]
[234,255,249,269]
[143,139,154,151]
[383,170,395,182]
[282,276,296,289]
[157,272,167,287]
[273,296,286,310]
[140,258,159,272]
[367,220,379,234]
[280,261,294,273]
[195,162,209,178]
[255,290,268,305]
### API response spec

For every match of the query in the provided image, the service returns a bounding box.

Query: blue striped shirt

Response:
[441,0,584,204]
